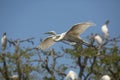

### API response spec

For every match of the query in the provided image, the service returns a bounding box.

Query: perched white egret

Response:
[94,34,103,55]
[1,32,7,51]
[10,74,18,79]
[65,70,78,80]
[101,20,109,39]
[100,75,111,80]
[94,34,102,45]
[38,22,95,50]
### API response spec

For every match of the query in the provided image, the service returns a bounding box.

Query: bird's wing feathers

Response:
[38,36,55,50]
[66,22,95,37]
[38,22,95,50]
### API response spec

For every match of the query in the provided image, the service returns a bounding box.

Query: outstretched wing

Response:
[66,22,95,37]
[38,36,55,50]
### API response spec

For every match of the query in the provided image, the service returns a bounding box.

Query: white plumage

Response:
[101,20,109,39]
[94,34,102,45]
[38,22,95,50]
[1,32,7,51]
[100,75,111,80]
[65,70,78,80]
[38,35,56,50]
[10,74,18,79]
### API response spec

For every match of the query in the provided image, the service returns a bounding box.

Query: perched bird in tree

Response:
[94,34,102,46]
[10,74,18,80]
[101,20,109,39]
[65,70,78,80]
[94,34,103,55]
[1,32,7,51]
[100,75,111,80]
[38,22,95,50]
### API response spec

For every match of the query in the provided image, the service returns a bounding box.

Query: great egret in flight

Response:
[1,32,7,51]
[65,70,78,80]
[100,75,111,80]
[101,20,109,39]
[38,22,95,50]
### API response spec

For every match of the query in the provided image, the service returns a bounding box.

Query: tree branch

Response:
[1,54,10,80]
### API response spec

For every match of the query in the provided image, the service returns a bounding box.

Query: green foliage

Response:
[0,36,120,80]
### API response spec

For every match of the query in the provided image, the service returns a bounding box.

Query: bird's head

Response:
[105,20,110,25]
[3,32,6,36]
[44,31,57,35]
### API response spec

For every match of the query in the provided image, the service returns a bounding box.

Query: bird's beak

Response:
[44,32,50,34]
[44,31,56,35]
[44,32,51,34]
[44,32,54,35]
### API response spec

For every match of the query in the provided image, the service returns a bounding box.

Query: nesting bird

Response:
[100,75,111,80]
[94,34,103,55]
[94,34,103,45]
[10,74,18,80]
[38,22,95,50]
[101,20,109,39]
[1,32,7,51]
[65,70,78,80]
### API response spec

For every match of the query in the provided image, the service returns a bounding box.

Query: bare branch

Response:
[8,37,35,46]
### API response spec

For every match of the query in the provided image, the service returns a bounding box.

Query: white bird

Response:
[65,70,78,80]
[101,20,109,39]
[38,22,95,50]
[100,75,111,80]
[1,32,7,51]
[10,74,18,79]
[94,34,103,55]
[94,34,102,45]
